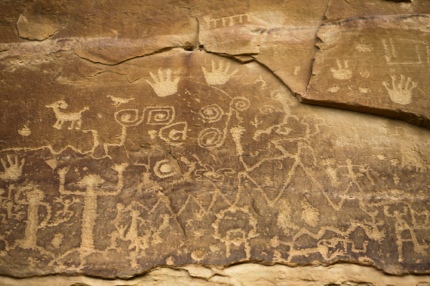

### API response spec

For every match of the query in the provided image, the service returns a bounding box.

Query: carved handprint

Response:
[382,74,417,105]
[202,60,238,85]
[0,155,25,182]
[146,69,180,97]
[330,59,352,80]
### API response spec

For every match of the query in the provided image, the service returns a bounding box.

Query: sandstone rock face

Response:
[0,0,429,284]
[304,15,430,127]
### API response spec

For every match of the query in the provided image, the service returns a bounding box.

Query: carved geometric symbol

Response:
[145,106,175,125]
[199,104,224,123]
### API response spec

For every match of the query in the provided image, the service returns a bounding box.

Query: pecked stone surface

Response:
[304,15,430,128]
[0,0,430,281]
[1,47,430,278]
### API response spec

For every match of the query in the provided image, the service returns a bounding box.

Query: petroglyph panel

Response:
[305,16,430,128]
[1,47,430,279]
[0,0,430,282]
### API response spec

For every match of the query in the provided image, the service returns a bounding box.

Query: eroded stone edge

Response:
[0,263,429,286]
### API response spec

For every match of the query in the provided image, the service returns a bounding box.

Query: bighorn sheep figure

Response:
[46,100,89,130]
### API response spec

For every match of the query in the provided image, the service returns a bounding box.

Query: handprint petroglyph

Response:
[0,155,25,182]
[202,60,238,85]
[330,59,352,80]
[146,69,180,97]
[382,74,417,105]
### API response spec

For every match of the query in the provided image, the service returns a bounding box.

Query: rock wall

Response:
[0,0,429,284]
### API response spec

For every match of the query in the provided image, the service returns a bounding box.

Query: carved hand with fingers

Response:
[146,69,180,97]
[202,60,238,85]
[330,59,352,80]
[382,74,417,105]
[0,155,25,182]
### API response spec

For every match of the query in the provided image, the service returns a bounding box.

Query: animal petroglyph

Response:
[330,60,352,80]
[46,100,89,130]
[382,74,417,105]
[107,95,135,107]
[146,69,180,97]
[1,49,429,277]
[202,60,238,85]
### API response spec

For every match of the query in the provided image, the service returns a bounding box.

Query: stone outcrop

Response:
[0,0,429,284]
[1,264,430,286]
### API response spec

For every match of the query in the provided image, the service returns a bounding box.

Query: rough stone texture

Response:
[0,264,429,286]
[0,0,429,284]
[304,15,430,128]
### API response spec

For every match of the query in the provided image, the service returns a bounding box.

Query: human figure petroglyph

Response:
[109,200,172,267]
[46,100,89,130]
[106,95,135,107]
[320,159,376,212]
[330,59,352,80]
[382,74,417,105]
[146,69,180,97]
[57,163,127,259]
[13,184,51,250]
[384,205,429,262]
[202,60,238,85]
[203,13,250,29]
[212,206,258,259]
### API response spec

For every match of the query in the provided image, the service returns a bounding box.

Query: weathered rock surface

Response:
[304,15,430,128]
[0,0,429,283]
[1,264,429,286]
